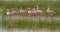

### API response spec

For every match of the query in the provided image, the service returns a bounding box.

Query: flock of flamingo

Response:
[7,5,56,17]
[5,5,56,32]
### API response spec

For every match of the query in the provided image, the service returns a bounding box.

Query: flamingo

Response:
[27,7,32,15]
[36,5,44,16]
[47,5,56,17]
[7,9,13,16]
[7,8,18,16]
[32,8,37,15]
[20,7,26,14]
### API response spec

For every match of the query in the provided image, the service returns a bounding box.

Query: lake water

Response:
[0,26,60,32]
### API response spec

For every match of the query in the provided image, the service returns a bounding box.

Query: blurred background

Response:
[0,0,60,32]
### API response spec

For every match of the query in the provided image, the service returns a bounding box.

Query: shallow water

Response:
[2,16,60,22]
[0,26,60,32]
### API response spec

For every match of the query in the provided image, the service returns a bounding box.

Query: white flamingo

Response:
[47,5,56,16]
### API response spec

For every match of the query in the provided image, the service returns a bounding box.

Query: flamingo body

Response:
[12,11,18,15]
[47,10,56,16]
[28,11,32,14]
[47,5,56,16]
[32,10,37,15]
[7,11,12,16]
[37,10,44,16]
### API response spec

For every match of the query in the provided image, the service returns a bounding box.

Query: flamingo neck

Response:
[47,8,50,12]
[37,6,38,10]
[20,10,24,12]
[37,7,39,11]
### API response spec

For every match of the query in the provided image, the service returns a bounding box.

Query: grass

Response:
[1,15,60,30]
[0,1,60,30]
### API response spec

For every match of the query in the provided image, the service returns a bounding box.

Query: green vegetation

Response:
[1,16,60,30]
[0,1,60,16]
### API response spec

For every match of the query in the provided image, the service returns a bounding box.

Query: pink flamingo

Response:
[37,10,44,16]
[47,5,56,17]
[32,8,37,15]
[36,5,44,16]
[7,8,18,16]
[20,7,25,14]
[7,9,13,16]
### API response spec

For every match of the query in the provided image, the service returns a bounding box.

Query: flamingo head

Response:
[27,7,31,10]
[33,8,36,11]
